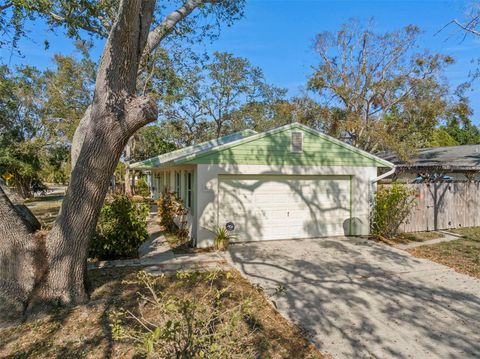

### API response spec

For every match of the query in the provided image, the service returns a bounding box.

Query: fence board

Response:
[393,182,480,233]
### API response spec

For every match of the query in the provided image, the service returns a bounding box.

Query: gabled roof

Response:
[379,144,480,171]
[130,129,257,170]
[176,123,394,168]
[131,123,394,169]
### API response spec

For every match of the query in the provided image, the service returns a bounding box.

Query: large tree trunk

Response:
[0,185,40,323]
[1,0,212,320]
[26,0,157,310]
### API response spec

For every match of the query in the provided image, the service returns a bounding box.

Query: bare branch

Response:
[143,0,212,56]
[0,1,12,12]
[437,19,480,37]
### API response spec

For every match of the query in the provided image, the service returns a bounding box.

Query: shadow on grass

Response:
[0,266,323,358]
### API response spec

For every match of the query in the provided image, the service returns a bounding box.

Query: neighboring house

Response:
[379,144,480,182]
[130,123,393,247]
[379,145,480,232]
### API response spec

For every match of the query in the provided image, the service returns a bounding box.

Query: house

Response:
[379,144,480,182]
[130,123,393,247]
[378,145,480,232]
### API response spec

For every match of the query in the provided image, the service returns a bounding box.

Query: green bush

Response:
[371,182,416,238]
[135,177,150,197]
[90,195,149,260]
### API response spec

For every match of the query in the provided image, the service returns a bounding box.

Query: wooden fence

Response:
[393,182,480,233]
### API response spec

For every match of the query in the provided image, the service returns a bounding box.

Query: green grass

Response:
[408,227,480,279]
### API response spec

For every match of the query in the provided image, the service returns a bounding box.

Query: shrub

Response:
[213,226,236,251]
[135,177,150,197]
[90,195,149,260]
[371,182,416,238]
[157,190,188,240]
[110,271,255,358]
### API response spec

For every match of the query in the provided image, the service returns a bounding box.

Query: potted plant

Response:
[213,225,236,251]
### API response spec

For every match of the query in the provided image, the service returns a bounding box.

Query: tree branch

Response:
[143,0,212,57]
[124,96,158,134]
[452,18,480,36]
[438,19,480,37]
[0,1,12,12]
[47,11,108,37]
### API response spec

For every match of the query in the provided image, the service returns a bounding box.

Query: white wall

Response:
[195,164,378,248]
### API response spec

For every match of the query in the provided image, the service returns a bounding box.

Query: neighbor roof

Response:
[130,129,257,170]
[131,123,394,169]
[380,144,480,172]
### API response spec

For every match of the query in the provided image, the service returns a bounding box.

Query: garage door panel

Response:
[219,175,351,241]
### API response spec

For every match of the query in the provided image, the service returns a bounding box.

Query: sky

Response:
[1,0,480,119]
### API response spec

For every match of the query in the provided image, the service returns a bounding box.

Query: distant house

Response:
[379,145,480,232]
[130,123,393,247]
[380,144,480,182]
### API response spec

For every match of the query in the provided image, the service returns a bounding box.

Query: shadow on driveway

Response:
[224,237,480,359]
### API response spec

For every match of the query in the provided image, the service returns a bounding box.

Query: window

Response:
[156,173,162,194]
[165,171,170,190]
[186,172,193,209]
[291,131,303,152]
[175,172,181,198]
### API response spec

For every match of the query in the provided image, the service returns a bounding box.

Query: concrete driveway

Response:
[224,237,480,359]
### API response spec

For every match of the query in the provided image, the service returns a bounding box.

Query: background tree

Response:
[0,47,95,196]
[162,51,286,145]
[0,0,245,318]
[0,65,46,198]
[308,19,459,156]
[131,125,176,162]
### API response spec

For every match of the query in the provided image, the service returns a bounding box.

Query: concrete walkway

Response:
[395,231,463,250]
[88,215,226,273]
[223,237,480,359]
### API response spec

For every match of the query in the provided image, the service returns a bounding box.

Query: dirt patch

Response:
[0,267,323,358]
[164,232,216,255]
[373,231,444,246]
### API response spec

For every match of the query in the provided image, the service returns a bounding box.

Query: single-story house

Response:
[379,144,480,182]
[130,123,393,247]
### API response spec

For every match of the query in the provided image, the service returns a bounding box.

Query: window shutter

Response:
[291,131,303,152]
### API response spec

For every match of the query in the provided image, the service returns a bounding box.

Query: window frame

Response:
[175,172,181,198]
[291,131,303,153]
[186,172,193,210]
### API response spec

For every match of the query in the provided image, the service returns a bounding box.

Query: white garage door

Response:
[218,175,352,241]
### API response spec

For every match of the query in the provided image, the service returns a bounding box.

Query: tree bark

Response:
[28,0,158,308]
[1,0,214,316]
[0,185,40,323]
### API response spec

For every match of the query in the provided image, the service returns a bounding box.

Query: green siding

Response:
[182,127,386,167]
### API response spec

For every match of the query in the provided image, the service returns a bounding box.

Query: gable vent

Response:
[291,131,303,152]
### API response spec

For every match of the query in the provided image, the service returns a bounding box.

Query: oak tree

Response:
[0,0,244,320]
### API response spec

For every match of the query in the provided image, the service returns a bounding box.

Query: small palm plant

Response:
[213,226,236,251]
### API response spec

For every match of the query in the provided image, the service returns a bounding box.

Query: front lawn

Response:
[0,268,323,358]
[408,228,480,279]
[25,192,64,228]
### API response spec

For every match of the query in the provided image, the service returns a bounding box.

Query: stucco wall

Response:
[195,164,378,248]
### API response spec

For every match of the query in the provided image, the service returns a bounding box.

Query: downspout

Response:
[371,166,396,185]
